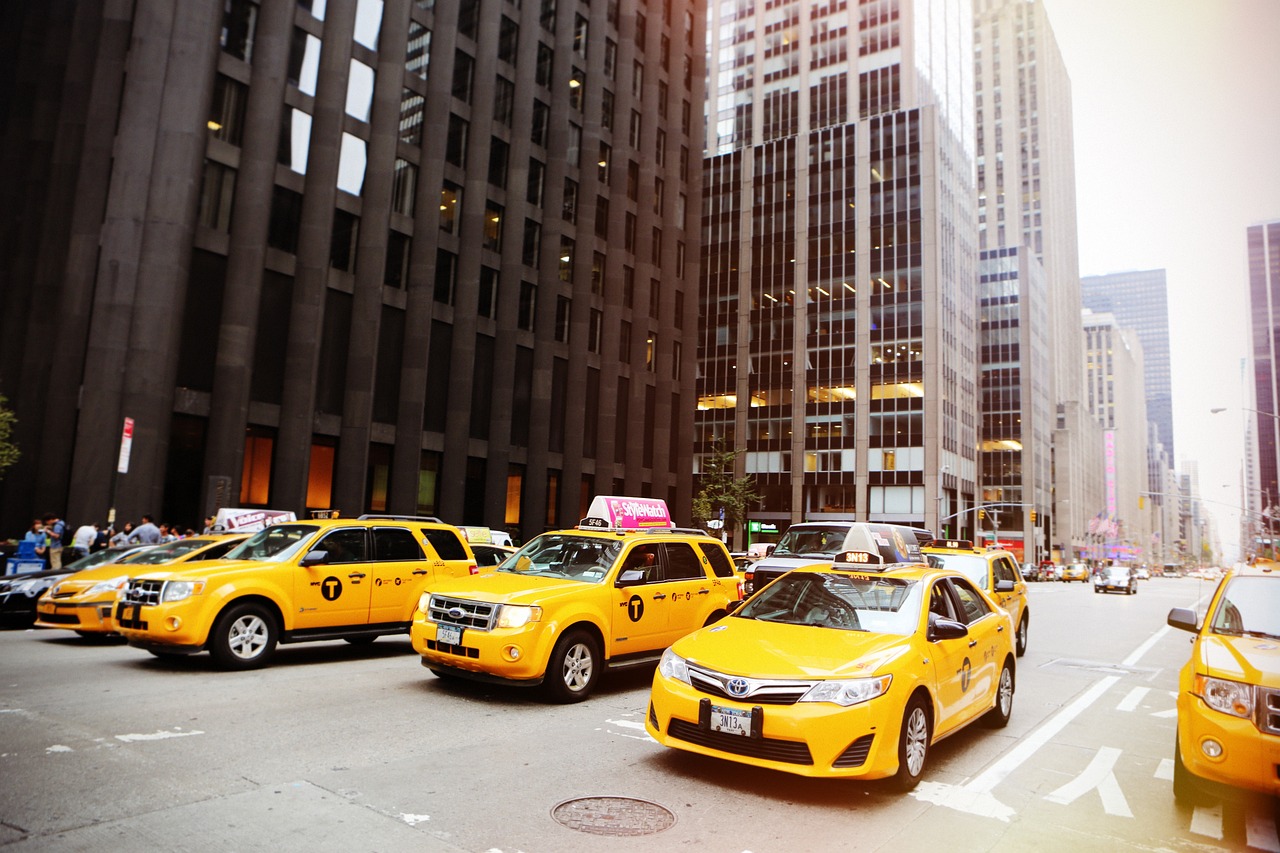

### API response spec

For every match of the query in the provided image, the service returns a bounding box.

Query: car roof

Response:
[1233,560,1280,578]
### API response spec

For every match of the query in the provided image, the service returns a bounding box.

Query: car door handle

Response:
[412,569,428,575]
[697,589,709,595]
[996,624,1005,632]
[348,572,367,580]
[968,639,978,648]
[652,593,667,600]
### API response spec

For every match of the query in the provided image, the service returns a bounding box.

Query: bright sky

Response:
[1040,0,1280,559]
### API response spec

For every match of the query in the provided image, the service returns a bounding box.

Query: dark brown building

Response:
[0,0,705,541]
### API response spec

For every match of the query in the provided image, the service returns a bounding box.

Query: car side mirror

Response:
[616,569,646,588]
[1167,607,1199,633]
[927,615,969,642]
[300,549,329,567]
[995,579,1015,593]
[726,599,744,614]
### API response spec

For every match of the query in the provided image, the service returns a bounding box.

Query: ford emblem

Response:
[726,677,750,697]
[447,607,466,619]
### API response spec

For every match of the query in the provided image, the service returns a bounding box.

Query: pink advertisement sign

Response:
[586,496,672,529]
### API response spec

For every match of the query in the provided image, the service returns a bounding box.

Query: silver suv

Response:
[742,522,929,596]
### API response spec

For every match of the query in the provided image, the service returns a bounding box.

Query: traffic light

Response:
[978,509,986,520]
[1030,510,1037,524]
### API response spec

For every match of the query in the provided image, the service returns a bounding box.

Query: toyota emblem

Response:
[726,677,750,697]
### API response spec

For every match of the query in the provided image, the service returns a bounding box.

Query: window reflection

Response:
[406,21,430,81]
[354,0,383,49]
[391,159,417,216]
[298,0,326,20]
[208,76,247,146]
[221,0,259,62]
[346,59,375,121]
[337,133,367,196]
[278,108,312,174]
[399,88,424,145]
[440,182,461,233]
[288,30,322,95]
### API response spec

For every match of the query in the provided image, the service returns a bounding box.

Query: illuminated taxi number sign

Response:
[836,550,878,565]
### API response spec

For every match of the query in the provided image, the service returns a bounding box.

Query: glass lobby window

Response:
[384,230,410,288]
[346,59,375,121]
[391,159,417,216]
[499,17,519,65]
[399,88,424,145]
[221,0,259,63]
[354,0,383,49]
[197,160,236,232]
[452,51,475,103]
[483,202,504,251]
[440,181,462,232]
[336,133,367,196]
[287,29,322,95]
[487,137,509,187]
[526,159,545,205]
[446,114,468,166]
[330,209,359,272]
[208,75,247,145]
[406,21,431,81]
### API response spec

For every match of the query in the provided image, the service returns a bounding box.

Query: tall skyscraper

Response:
[972,0,1091,561]
[0,0,706,539]
[1247,220,1280,516]
[695,0,979,541]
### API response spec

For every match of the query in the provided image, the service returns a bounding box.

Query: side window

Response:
[929,581,956,621]
[949,578,992,625]
[374,527,425,561]
[993,558,1016,585]
[698,542,734,578]
[620,544,660,583]
[663,542,704,580]
[314,528,369,563]
[421,527,469,560]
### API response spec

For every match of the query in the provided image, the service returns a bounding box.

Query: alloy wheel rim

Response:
[564,643,593,690]
[230,615,267,659]
[904,708,928,775]
[999,668,1013,714]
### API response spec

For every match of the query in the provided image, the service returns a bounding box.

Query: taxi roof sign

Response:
[580,496,672,530]
[834,549,883,567]
[929,539,974,551]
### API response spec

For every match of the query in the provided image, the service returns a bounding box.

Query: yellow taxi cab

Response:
[1061,562,1089,582]
[113,516,477,669]
[645,549,1016,788]
[36,535,245,637]
[411,496,741,702]
[922,540,1030,657]
[1167,559,1280,800]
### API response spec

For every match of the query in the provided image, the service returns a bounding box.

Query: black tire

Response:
[1172,733,1203,804]
[147,648,183,659]
[891,696,931,791]
[1015,614,1029,657]
[1094,586,1101,594]
[542,629,600,703]
[209,602,278,670]
[984,661,1014,728]
[344,636,377,645]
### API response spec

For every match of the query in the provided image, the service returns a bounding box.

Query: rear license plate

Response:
[436,624,462,646]
[710,704,752,737]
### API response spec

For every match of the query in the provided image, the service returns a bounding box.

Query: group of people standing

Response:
[18,513,192,571]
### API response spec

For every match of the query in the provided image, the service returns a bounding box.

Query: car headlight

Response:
[1194,675,1254,718]
[658,647,691,685]
[161,581,205,603]
[799,675,892,707]
[87,576,129,596]
[496,605,542,629]
[417,593,431,615]
[12,579,42,597]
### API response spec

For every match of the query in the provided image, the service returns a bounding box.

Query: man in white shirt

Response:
[69,523,98,561]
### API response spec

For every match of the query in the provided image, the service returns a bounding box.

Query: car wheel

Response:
[543,629,600,703]
[891,696,931,791]
[1015,614,1029,656]
[1172,733,1203,804]
[984,661,1014,728]
[209,602,277,670]
[1094,586,1100,594]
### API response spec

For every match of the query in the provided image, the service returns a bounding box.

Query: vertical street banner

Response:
[117,417,134,474]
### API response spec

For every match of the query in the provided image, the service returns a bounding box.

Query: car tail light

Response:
[468,564,479,575]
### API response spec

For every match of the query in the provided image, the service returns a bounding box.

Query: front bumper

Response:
[36,596,118,633]
[645,671,904,779]
[1177,692,1280,797]
[114,599,210,649]
[410,613,558,684]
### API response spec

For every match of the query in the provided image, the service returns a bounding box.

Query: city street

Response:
[1,576,1277,852]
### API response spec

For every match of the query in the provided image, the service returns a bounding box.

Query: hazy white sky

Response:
[1040,0,1280,556]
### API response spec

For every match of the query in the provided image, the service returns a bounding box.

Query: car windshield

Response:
[735,572,922,635]
[1101,567,1129,581]
[771,527,849,558]
[223,525,320,563]
[66,548,134,572]
[497,534,622,583]
[1208,576,1280,639]
[925,553,988,590]
[119,539,217,565]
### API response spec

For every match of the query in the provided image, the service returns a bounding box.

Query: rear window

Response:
[374,528,426,561]
[420,527,469,561]
[698,542,735,578]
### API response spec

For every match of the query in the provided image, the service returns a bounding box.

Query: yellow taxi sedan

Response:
[923,540,1029,657]
[646,552,1016,788]
[1167,560,1280,800]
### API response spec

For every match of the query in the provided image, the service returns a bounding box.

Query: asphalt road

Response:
[1,575,1277,852]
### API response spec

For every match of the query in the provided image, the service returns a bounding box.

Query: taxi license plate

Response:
[436,624,463,646]
[709,705,752,738]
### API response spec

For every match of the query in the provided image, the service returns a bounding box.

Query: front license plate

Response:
[436,624,463,646]
[710,704,752,737]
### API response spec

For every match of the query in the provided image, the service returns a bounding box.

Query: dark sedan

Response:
[0,547,151,627]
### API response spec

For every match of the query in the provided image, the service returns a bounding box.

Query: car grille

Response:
[426,639,479,659]
[1260,687,1280,735]
[121,579,163,607]
[686,663,813,706]
[50,588,79,599]
[832,734,875,768]
[667,718,813,765]
[428,595,498,630]
[40,611,80,625]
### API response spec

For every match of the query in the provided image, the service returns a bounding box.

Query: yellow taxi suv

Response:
[113,516,477,669]
[411,496,741,702]
[36,536,245,637]
[646,550,1016,788]
[923,540,1030,657]
[1167,560,1280,801]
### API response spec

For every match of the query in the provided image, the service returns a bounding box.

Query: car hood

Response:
[673,616,914,679]
[48,564,136,593]
[126,559,268,582]
[427,571,605,606]
[1197,634,1280,688]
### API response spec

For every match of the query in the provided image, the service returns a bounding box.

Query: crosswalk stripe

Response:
[1190,804,1224,840]
[1153,758,1173,781]
[1116,686,1148,712]
[1246,808,1280,853]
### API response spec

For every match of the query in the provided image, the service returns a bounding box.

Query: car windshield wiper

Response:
[1241,629,1280,640]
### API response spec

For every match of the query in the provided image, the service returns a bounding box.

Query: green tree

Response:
[691,439,760,541]
[0,395,17,480]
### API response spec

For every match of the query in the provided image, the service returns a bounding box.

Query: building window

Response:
[598,142,611,184]
[555,296,571,342]
[632,60,643,99]
[399,88,424,145]
[287,29,321,95]
[655,128,666,166]
[519,281,537,329]
[526,159,545,205]
[446,114,468,166]
[479,266,499,319]
[569,68,585,111]
[336,132,367,196]
[628,109,642,147]
[307,438,335,510]
[657,80,668,118]
[660,34,670,69]
[566,122,581,166]
[627,160,639,200]
[279,108,311,174]
[208,76,247,145]
[623,265,634,307]
[434,249,457,303]
[531,100,550,146]
[562,178,578,223]
[591,251,605,294]
[601,89,615,130]
[653,177,664,214]
[197,160,236,232]
[574,14,588,56]
[458,0,480,40]
[588,308,603,353]
[353,0,382,49]
[440,181,461,232]
[391,159,417,216]
[604,38,617,78]
[536,42,554,85]
[221,0,259,63]
[330,209,359,271]
[488,137,509,188]
[675,240,685,277]
[681,99,690,135]
[619,320,631,362]
[483,202,504,251]
[624,212,636,252]
[499,16,519,64]
[559,235,575,282]
[346,59,375,121]
[673,289,683,328]
[646,333,656,371]
[595,197,609,238]
[539,0,556,31]
[494,76,515,127]
[385,230,410,288]
[651,228,662,265]
[635,12,646,49]
[406,20,430,80]
[522,219,541,267]
[268,186,303,253]
[452,51,475,103]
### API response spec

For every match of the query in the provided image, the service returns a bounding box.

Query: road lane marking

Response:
[1043,746,1132,817]
[1150,708,1177,718]
[1122,626,1171,667]
[1153,758,1173,781]
[1247,808,1280,852]
[399,813,430,826]
[114,728,204,743]
[1190,804,1223,840]
[1116,686,1148,712]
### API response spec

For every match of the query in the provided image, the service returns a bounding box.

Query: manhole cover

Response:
[551,796,677,837]
[1040,658,1159,678]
